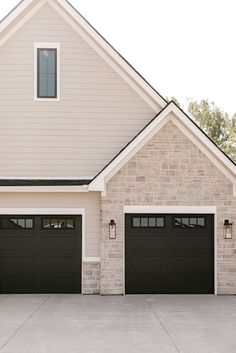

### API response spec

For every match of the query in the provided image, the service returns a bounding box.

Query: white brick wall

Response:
[100,121,236,295]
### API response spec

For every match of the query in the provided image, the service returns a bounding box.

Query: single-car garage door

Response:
[0,215,82,294]
[125,214,214,294]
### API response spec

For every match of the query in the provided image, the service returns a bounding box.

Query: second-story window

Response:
[37,48,57,98]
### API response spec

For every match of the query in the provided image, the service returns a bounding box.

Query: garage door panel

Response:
[40,256,81,273]
[126,275,213,294]
[126,256,170,276]
[0,237,39,253]
[40,276,80,293]
[169,256,213,275]
[0,215,82,294]
[0,276,39,293]
[126,238,170,255]
[125,213,214,294]
[168,238,212,256]
[0,256,39,274]
[40,237,79,253]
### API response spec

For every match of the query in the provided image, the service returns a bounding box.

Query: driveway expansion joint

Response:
[148,302,182,353]
[0,295,51,352]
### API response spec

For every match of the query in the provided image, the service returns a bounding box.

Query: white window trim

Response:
[123,205,217,296]
[34,42,61,102]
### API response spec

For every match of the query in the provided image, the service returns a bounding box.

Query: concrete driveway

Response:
[0,294,236,353]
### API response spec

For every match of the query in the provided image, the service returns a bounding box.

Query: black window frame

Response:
[37,48,57,99]
[173,216,206,228]
[132,216,165,229]
[41,217,75,230]
[0,216,35,230]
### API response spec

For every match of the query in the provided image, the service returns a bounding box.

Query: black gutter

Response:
[0,180,91,186]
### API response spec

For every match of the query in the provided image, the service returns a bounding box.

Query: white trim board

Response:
[0,0,166,111]
[89,102,236,195]
[124,205,218,295]
[34,42,61,102]
[0,186,88,193]
[124,205,217,214]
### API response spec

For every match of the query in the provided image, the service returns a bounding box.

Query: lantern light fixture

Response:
[109,219,116,239]
[223,219,233,239]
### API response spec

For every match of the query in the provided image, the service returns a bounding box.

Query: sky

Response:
[1,0,236,115]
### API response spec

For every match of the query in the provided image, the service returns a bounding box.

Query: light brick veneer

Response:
[82,262,100,294]
[100,120,236,295]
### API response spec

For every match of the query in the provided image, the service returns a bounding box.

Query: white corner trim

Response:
[34,42,61,102]
[124,205,217,214]
[83,257,101,262]
[0,207,84,215]
[0,186,88,193]
[0,0,47,47]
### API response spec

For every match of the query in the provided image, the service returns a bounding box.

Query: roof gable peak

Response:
[0,0,166,111]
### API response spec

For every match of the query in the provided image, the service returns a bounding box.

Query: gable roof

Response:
[89,101,236,195]
[0,0,166,111]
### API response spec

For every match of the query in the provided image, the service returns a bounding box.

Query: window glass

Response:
[51,218,59,229]
[0,218,33,229]
[197,218,205,227]
[38,49,57,98]
[141,218,148,227]
[17,219,25,228]
[42,217,75,230]
[148,218,156,227]
[66,218,74,229]
[156,217,164,227]
[174,217,205,228]
[26,219,33,229]
[133,218,140,227]
[189,218,197,226]
[132,216,165,228]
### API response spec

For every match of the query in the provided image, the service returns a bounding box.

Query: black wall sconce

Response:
[223,219,233,239]
[109,219,116,239]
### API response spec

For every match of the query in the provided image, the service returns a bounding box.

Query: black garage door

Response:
[125,214,214,294]
[0,215,82,294]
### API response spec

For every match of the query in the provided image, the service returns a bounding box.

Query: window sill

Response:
[34,97,60,102]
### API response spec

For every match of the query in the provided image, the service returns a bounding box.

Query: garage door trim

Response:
[0,207,88,293]
[124,205,217,295]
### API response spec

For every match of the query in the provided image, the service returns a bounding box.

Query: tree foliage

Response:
[187,100,236,163]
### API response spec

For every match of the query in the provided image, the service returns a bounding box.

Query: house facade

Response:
[0,0,235,295]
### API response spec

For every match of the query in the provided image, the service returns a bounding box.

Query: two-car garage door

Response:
[125,214,214,294]
[0,215,82,294]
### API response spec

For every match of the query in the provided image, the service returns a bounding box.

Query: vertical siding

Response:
[0,3,157,178]
[0,192,101,257]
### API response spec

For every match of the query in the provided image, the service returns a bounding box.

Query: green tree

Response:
[188,99,236,163]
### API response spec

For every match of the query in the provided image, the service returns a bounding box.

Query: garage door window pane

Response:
[174,217,206,228]
[198,218,205,227]
[66,218,74,229]
[141,218,148,227]
[42,217,75,230]
[148,218,156,227]
[190,218,197,226]
[0,218,33,229]
[156,218,164,227]
[133,218,141,227]
[17,219,25,228]
[26,219,33,229]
